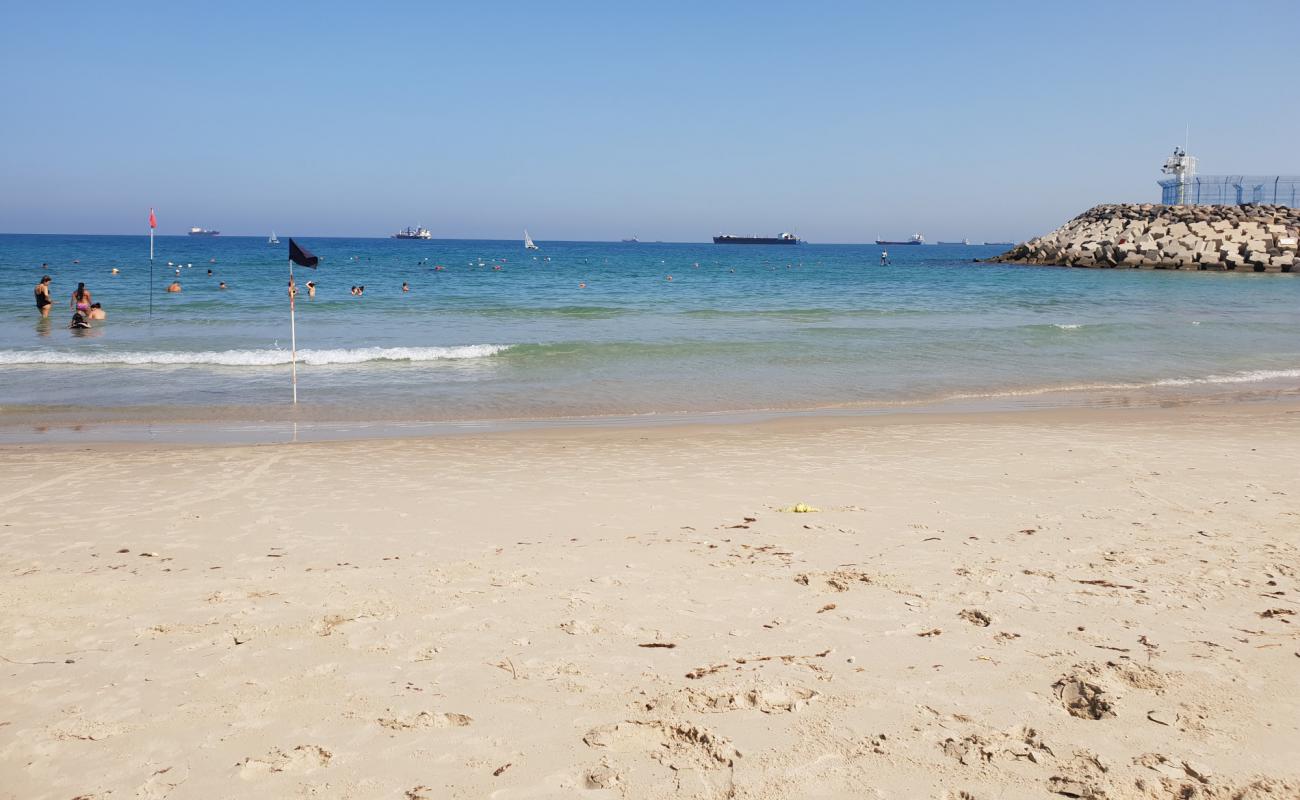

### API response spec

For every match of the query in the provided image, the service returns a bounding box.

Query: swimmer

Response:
[88,302,106,320]
[167,281,182,293]
[402,282,410,292]
[357,285,364,296]
[305,281,316,298]
[111,267,120,275]
[34,275,53,317]
[207,269,213,276]
[219,281,228,290]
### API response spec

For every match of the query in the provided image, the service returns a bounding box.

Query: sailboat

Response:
[524,230,539,250]
[268,230,279,245]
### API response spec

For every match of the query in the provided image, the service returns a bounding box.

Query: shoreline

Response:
[2,401,1298,797]
[3,383,1299,447]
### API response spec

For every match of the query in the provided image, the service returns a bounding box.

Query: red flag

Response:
[149,208,157,229]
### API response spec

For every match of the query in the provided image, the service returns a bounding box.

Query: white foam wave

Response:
[0,345,513,367]
[943,368,1300,401]
[1052,323,1083,330]
[1152,368,1300,387]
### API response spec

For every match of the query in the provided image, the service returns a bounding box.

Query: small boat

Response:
[188,227,219,236]
[524,230,539,250]
[622,236,639,243]
[268,231,279,244]
[875,233,924,245]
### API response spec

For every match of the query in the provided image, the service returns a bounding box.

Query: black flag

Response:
[289,238,319,268]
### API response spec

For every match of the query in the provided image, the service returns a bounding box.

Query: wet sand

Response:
[1,405,1298,798]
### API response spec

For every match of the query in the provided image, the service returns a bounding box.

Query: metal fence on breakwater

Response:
[1159,175,1300,207]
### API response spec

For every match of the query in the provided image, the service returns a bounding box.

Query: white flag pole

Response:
[289,257,298,404]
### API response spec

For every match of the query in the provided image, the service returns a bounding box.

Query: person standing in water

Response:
[880,250,890,266]
[34,275,53,317]
[70,282,92,315]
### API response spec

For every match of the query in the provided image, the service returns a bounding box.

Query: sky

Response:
[2,0,1297,243]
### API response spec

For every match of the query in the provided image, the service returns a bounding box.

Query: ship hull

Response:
[875,240,921,245]
[713,236,799,245]
[188,231,219,236]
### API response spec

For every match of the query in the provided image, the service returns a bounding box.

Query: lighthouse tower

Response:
[1160,147,1198,205]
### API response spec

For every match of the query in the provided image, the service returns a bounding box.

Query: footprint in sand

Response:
[236,745,332,779]
[1053,673,1116,720]
[644,684,818,715]
[377,711,473,731]
[795,569,872,592]
[583,720,740,770]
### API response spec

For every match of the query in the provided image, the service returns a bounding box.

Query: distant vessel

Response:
[984,241,1014,246]
[393,226,432,240]
[622,236,639,243]
[713,232,800,245]
[268,231,279,245]
[188,227,219,236]
[876,233,924,245]
[524,230,539,250]
[937,239,970,246]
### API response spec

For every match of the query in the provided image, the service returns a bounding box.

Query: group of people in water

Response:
[35,276,106,328]
[38,271,418,331]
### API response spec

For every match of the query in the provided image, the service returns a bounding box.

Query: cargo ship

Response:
[188,227,220,236]
[875,233,924,245]
[713,232,801,245]
[393,226,433,240]
[937,239,970,246]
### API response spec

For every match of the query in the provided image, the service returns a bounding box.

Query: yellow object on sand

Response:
[784,503,819,513]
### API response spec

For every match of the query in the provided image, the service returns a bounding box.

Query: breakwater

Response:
[992,204,1299,272]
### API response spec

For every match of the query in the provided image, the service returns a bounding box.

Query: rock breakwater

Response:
[992,204,1299,272]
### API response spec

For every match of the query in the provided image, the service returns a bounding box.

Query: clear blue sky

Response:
[2,0,1296,242]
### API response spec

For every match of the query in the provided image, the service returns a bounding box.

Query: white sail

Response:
[524,230,538,250]
[268,230,279,244]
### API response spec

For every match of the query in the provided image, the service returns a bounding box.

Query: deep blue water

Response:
[2,233,1299,423]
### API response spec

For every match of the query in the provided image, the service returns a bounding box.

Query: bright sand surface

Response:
[2,406,1299,799]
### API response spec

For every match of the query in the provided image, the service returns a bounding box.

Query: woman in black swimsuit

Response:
[34,275,53,317]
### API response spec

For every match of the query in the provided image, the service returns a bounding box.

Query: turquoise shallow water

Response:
[2,233,1299,425]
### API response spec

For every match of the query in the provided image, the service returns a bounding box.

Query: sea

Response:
[2,233,1299,442]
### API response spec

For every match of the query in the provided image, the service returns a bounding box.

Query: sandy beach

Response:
[2,405,1299,799]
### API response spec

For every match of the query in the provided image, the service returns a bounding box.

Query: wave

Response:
[0,344,513,367]
[942,368,1300,401]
